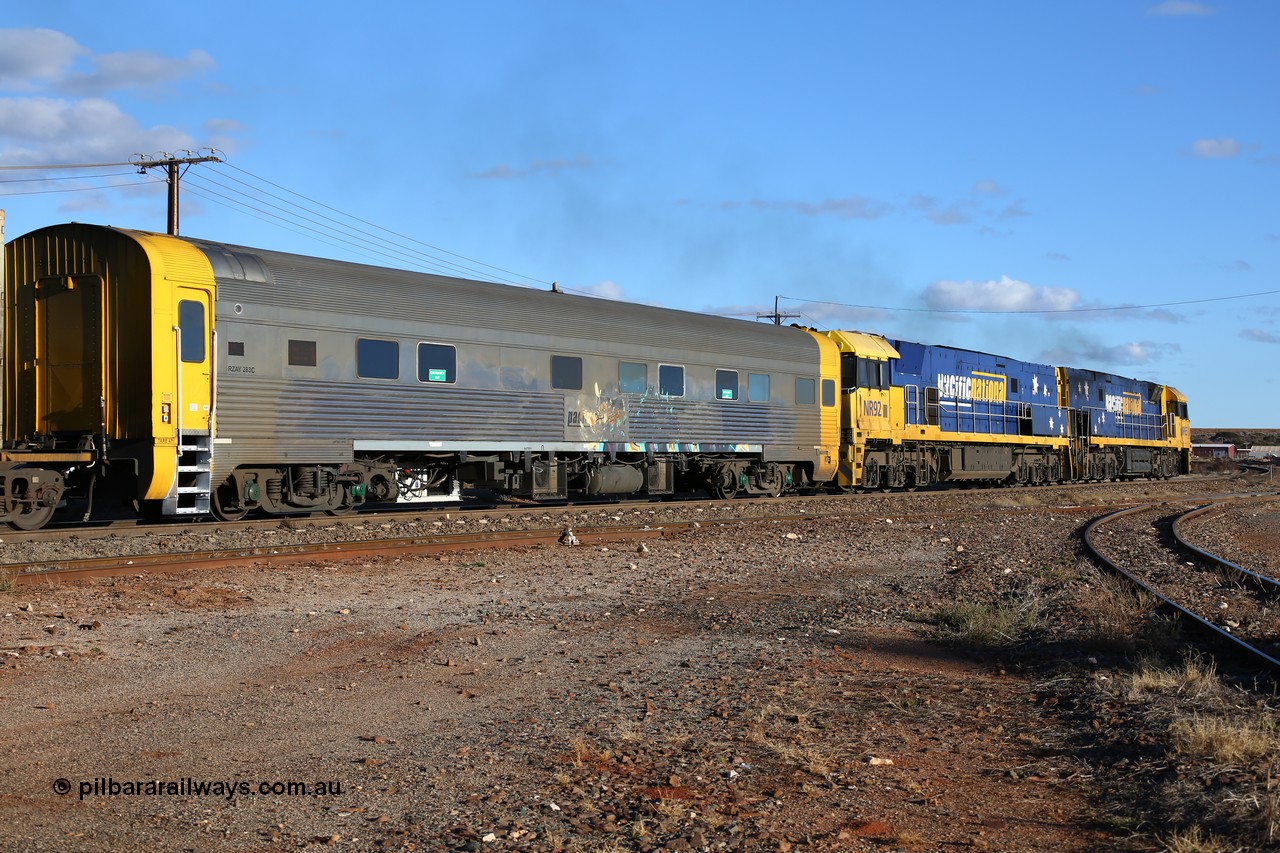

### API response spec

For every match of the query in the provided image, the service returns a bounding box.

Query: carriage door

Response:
[37,274,104,435]
[165,285,214,516]
[174,287,212,434]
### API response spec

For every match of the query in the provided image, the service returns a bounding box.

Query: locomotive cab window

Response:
[715,370,738,400]
[659,364,684,398]
[357,338,399,380]
[748,373,770,402]
[288,339,316,367]
[417,342,456,383]
[620,362,647,394]
[856,357,887,390]
[551,355,582,390]
[795,377,815,406]
[178,300,205,363]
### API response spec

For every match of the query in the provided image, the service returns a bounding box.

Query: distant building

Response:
[1247,446,1280,462]
[1193,443,1236,460]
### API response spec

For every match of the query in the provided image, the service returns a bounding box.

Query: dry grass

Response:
[1079,571,1156,645]
[1161,825,1231,852]
[569,735,612,768]
[932,588,1041,647]
[1126,655,1223,701]
[1169,714,1278,765]
[0,569,13,593]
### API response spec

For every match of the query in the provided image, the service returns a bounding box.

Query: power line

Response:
[0,171,136,184]
[0,161,137,170]
[0,156,555,288]
[224,163,552,287]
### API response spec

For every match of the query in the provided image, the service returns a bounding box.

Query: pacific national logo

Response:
[938,372,1006,403]
[1105,393,1143,416]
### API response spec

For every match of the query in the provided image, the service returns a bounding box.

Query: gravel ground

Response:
[2,471,1279,851]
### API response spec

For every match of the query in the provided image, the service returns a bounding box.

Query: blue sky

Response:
[2,1,1277,427]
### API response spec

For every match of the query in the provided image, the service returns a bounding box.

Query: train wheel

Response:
[211,480,249,522]
[325,503,354,516]
[7,501,55,531]
[711,468,739,500]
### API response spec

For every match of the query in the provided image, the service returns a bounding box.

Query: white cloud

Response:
[923,275,1080,313]
[468,155,593,180]
[972,179,1007,196]
[1146,1,1214,16]
[1187,138,1241,158]
[0,96,194,164]
[1243,328,1280,344]
[0,28,235,187]
[60,49,215,96]
[577,279,625,300]
[0,29,83,90]
[1041,340,1177,367]
[747,195,892,220]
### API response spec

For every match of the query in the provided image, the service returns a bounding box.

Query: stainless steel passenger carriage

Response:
[193,239,841,516]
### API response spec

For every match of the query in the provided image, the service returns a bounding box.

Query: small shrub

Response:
[1170,714,1278,764]
[932,591,1041,647]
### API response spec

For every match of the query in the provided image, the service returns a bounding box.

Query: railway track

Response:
[4,471,1271,586]
[1084,497,1280,671]
[3,469,1252,545]
[2,522,685,588]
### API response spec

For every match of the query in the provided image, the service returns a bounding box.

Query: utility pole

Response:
[132,150,223,236]
[757,295,800,326]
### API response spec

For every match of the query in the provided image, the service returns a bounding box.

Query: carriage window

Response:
[620,362,647,393]
[748,373,770,402]
[659,364,684,398]
[1009,377,1019,394]
[417,342,456,383]
[822,378,836,407]
[795,377,816,405]
[357,338,399,379]
[715,370,738,400]
[288,339,316,367]
[178,300,205,363]
[228,341,245,357]
[551,355,582,390]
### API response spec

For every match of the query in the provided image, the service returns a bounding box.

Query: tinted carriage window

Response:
[228,341,245,357]
[795,377,816,405]
[659,364,684,397]
[715,370,738,401]
[417,343,456,383]
[357,338,399,379]
[822,378,836,407]
[178,300,205,363]
[551,355,582,390]
[288,339,316,367]
[620,362,647,393]
[748,373,770,402]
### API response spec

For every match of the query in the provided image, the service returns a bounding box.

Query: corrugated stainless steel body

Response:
[187,240,824,470]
